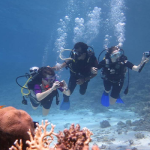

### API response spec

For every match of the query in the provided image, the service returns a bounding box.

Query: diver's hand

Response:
[142,56,150,63]
[144,57,150,63]
[52,81,60,90]
[91,67,98,74]
[61,80,68,91]
[76,78,85,85]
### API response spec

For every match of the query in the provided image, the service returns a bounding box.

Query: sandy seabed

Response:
[31,108,150,150]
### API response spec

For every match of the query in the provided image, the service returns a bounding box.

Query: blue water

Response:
[0,0,150,116]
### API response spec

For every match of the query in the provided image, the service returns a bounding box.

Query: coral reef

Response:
[0,106,34,150]
[9,120,98,150]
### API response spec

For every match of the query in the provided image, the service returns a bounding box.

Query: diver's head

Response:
[39,67,56,85]
[29,66,39,76]
[108,46,123,62]
[73,42,88,60]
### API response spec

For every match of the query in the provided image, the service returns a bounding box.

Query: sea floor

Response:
[31,108,150,150]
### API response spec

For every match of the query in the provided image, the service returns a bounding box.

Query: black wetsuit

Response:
[98,55,134,99]
[65,53,98,95]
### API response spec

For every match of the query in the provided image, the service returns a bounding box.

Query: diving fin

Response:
[101,91,109,107]
[116,95,124,104]
[60,94,70,110]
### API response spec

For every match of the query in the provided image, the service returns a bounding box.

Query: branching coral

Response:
[53,124,93,150]
[9,120,95,150]
[10,120,55,150]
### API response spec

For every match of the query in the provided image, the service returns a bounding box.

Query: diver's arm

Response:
[52,62,67,71]
[36,87,55,101]
[132,57,149,72]
[132,64,144,72]
[36,81,59,101]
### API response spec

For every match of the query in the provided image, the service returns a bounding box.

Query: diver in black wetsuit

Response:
[98,46,150,107]
[53,42,98,110]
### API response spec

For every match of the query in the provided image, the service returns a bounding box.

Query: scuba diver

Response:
[97,46,150,107]
[52,42,98,110]
[16,66,70,116]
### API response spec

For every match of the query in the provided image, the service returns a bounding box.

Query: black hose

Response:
[16,73,30,89]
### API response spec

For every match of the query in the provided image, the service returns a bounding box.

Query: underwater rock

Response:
[117,129,122,134]
[135,132,145,139]
[132,119,143,126]
[117,121,126,127]
[100,144,106,149]
[100,120,111,128]
[129,139,134,145]
[126,120,132,126]
[132,118,150,131]
[131,147,138,150]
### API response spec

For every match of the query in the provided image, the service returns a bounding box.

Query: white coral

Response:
[9,120,55,150]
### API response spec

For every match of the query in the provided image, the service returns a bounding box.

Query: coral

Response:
[9,120,97,150]
[10,120,55,150]
[0,106,34,150]
[53,123,93,150]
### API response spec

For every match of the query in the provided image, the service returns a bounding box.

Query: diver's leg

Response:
[79,81,88,95]
[41,98,53,116]
[42,108,50,116]
[60,74,76,110]
[109,97,117,105]
[101,80,111,107]
[103,80,111,93]
[29,96,40,110]
[110,81,124,105]
[68,74,77,95]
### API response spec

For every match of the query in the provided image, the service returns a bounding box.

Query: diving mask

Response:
[73,50,84,57]
[44,75,56,83]
[110,50,122,59]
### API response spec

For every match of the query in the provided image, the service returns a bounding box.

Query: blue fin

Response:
[101,91,109,107]
[60,94,70,110]
[116,95,124,104]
